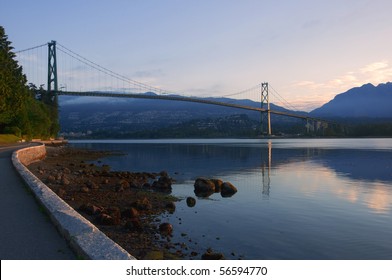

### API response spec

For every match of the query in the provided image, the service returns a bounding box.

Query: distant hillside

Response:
[310,82,392,118]
[58,93,306,138]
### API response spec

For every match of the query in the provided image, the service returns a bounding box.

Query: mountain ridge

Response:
[310,82,392,118]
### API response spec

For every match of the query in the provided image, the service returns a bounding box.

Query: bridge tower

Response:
[47,40,58,101]
[261,82,271,136]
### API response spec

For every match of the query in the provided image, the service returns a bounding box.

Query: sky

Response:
[2,0,392,111]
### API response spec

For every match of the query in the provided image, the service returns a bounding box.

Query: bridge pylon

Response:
[47,40,58,102]
[261,82,271,136]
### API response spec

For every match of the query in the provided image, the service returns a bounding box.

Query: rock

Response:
[80,186,90,193]
[61,176,70,186]
[159,223,173,235]
[107,207,121,225]
[186,197,196,207]
[46,175,56,184]
[210,179,223,193]
[80,203,102,215]
[152,175,173,191]
[124,218,142,231]
[132,197,152,211]
[118,179,130,189]
[165,201,176,213]
[143,250,164,260]
[63,167,71,174]
[202,249,225,260]
[99,207,121,225]
[220,182,238,197]
[86,180,99,189]
[194,178,215,197]
[98,213,114,225]
[121,207,139,219]
[57,188,66,198]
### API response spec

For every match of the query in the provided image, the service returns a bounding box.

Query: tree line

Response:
[0,26,59,140]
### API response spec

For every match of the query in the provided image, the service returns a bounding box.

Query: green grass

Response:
[0,134,21,144]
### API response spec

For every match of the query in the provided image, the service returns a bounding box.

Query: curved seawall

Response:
[12,144,135,260]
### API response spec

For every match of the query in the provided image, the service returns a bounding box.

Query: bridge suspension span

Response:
[15,40,338,136]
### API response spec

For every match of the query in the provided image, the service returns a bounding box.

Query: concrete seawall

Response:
[12,144,136,260]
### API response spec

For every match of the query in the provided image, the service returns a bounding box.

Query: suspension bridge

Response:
[15,40,336,136]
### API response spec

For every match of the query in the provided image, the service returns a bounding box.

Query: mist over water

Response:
[71,138,392,259]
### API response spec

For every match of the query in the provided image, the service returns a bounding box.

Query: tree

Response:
[0,26,60,139]
[0,25,28,132]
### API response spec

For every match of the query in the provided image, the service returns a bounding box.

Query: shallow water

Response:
[70,138,392,259]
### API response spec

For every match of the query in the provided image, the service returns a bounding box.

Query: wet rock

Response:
[194,178,215,192]
[99,207,121,225]
[121,207,139,219]
[165,201,176,213]
[46,175,56,184]
[80,203,102,215]
[132,197,152,211]
[61,176,70,186]
[152,175,173,191]
[202,249,225,260]
[186,197,196,207]
[210,179,223,193]
[63,167,71,174]
[144,250,164,260]
[107,207,121,225]
[57,188,66,198]
[86,180,99,190]
[159,223,173,235]
[194,178,215,197]
[98,213,115,225]
[118,179,130,189]
[80,186,90,193]
[124,218,142,231]
[220,182,238,197]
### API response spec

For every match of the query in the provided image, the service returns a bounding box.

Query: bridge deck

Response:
[56,91,331,123]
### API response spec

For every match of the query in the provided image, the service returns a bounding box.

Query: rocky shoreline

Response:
[27,145,228,260]
[27,145,186,259]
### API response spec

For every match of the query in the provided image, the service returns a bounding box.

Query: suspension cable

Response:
[269,84,301,112]
[14,43,47,54]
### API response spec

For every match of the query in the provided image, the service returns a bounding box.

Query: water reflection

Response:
[70,139,392,259]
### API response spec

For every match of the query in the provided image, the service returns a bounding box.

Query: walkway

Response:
[0,143,75,259]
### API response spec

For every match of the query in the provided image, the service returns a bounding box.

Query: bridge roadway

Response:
[57,90,330,123]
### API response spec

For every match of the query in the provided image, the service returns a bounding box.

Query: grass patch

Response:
[0,134,21,144]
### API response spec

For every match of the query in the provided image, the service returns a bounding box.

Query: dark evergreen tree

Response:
[0,26,59,139]
[0,25,28,132]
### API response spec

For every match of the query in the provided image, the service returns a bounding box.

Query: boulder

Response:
[159,223,173,235]
[186,197,196,207]
[210,179,223,193]
[121,207,139,219]
[202,249,225,260]
[165,201,176,213]
[124,218,142,231]
[80,203,102,215]
[194,178,215,197]
[220,182,238,197]
[132,197,152,211]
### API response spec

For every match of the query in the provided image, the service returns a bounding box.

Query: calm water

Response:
[70,138,392,259]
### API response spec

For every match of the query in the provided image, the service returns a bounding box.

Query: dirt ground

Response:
[27,145,200,260]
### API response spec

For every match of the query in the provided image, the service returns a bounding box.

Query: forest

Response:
[0,26,59,141]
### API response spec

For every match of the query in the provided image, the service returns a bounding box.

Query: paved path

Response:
[0,143,75,259]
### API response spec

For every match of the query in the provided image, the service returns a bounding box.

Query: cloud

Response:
[360,61,389,73]
[287,60,392,111]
